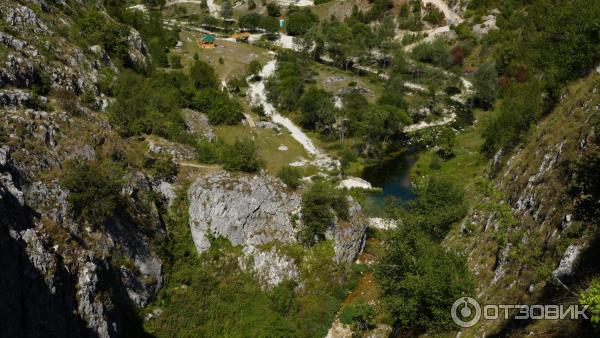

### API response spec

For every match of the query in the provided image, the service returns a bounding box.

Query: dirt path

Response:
[247,60,339,170]
[176,162,216,169]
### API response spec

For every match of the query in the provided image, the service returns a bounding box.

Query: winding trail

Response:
[247,60,339,170]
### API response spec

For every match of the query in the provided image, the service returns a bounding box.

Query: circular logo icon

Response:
[451,297,481,328]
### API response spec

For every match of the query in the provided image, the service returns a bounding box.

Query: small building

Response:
[279,19,285,29]
[198,34,215,49]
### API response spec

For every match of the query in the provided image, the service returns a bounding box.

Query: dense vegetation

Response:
[63,160,123,226]
[300,181,348,246]
[376,176,473,333]
[470,0,600,156]
[146,189,359,337]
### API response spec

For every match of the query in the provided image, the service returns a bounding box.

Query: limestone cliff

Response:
[188,171,368,287]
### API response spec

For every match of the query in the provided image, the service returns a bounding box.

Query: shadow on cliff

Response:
[487,232,600,338]
[0,187,93,338]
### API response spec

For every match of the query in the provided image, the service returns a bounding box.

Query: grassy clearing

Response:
[411,110,487,203]
[311,62,384,102]
[172,31,272,81]
[213,124,311,174]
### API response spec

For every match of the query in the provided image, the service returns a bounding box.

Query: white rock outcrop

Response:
[188,171,368,287]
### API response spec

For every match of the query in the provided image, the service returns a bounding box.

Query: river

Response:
[361,151,417,216]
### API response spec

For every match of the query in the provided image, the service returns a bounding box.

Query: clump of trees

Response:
[376,175,474,333]
[109,57,242,142]
[376,225,475,333]
[481,81,543,156]
[265,52,311,111]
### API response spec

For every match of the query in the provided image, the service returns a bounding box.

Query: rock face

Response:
[188,171,368,287]
[189,171,300,253]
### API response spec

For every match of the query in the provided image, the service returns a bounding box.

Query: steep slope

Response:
[448,73,600,337]
[0,1,168,337]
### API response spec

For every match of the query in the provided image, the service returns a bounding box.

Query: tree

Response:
[239,13,263,30]
[191,89,244,125]
[221,0,233,18]
[222,138,263,172]
[298,87,335,133]
[266,2,281,17]
[189,59,218,89]
[355,104,410,155]
[472,62,498,109]
[286,8,319,36]
[376,226,475,333]
[400,176,467,241]
[323,20,354,70]
[300,181,348,246]
[63,160,123,226]
[259,15,280,36]
[248,0,256,10]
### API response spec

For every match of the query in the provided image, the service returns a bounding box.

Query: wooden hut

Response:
[198,34,215,49]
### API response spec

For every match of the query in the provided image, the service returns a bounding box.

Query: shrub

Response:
[472,62,498,109]
[248,60,263,78]
[423,8,444,25]
[300,181,348,246]
[63,160,123,226]
[340,301,376,332]
[411,38,452,68]
[221,138,263,172]
[270,280,298,315]
[277,166,302,189]
[580,277,600,324]
[195,139,223,164]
